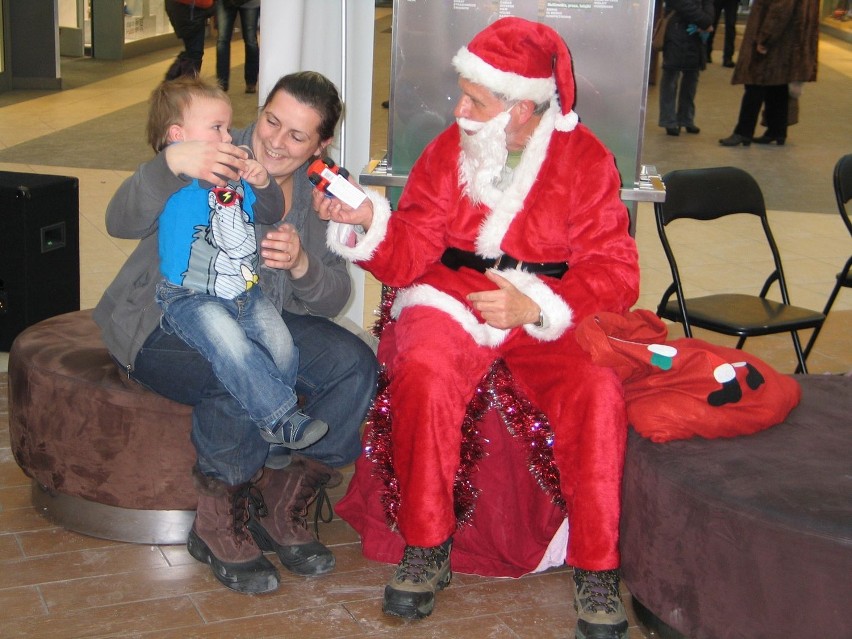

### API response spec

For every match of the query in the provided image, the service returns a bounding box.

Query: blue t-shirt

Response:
[158,179,261,299]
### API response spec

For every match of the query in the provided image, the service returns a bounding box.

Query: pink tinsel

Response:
[363,357,566,531]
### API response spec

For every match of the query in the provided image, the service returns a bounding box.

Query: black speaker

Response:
[0,171,80,351]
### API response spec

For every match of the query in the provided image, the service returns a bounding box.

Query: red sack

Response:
[576,310,801,442]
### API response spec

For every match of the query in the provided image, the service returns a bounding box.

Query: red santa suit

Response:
[328,19,639,576]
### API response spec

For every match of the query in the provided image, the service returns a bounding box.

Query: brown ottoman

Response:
[620,374,852,638]
[8,310,197,544]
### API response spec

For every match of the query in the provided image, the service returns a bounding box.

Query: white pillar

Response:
[259,1,375,328]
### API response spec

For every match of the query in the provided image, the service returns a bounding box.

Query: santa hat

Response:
[452,17,579,132]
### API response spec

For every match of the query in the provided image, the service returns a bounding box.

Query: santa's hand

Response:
[468,270,540,329]
[312,184,374,229]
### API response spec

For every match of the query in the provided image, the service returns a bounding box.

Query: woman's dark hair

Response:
[263,71,343,141]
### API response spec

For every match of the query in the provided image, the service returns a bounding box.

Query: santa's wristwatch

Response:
[533,310,548,329]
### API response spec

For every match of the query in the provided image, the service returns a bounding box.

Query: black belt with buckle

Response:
[440,247,568,279]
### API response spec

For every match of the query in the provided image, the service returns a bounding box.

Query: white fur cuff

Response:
[492,268,573,341]
[326,189,391,263]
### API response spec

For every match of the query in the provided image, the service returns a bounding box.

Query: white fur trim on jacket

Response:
[326,188,391,263]
[493,268,573,341]
[391,284,510,347]
[474,104,557,257]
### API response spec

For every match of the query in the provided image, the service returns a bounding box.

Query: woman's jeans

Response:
[132,305,379,486]
[215,1,260,88]
[155,282,299,431]
[659,68,699,129]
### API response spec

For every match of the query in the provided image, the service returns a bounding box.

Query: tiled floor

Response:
[0,9,850,638]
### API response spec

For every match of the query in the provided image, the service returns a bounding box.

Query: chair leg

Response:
[800,279,844,366]
[791,330,810,375]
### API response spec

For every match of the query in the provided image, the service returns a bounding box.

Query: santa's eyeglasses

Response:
[211,187,243,207]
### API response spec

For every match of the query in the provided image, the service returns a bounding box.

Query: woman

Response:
[719,0,819,146]
[215,0,261,93]
[93,71,378,594]
[657,0,714,136]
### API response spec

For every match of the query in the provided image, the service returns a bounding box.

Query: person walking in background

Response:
[706,0,739,67]
[215,0,261,94]
[658,0,715,136]
[164,0,215,80]
[719,0,819,147]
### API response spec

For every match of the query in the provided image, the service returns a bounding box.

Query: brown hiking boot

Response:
[186,467,279,594]
[247,457,338,576]
[572,568,629,639]
[383,539,453,619]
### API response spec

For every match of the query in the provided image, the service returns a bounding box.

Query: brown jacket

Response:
[732,0,819,86]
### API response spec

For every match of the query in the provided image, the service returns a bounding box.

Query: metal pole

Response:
[339,0,347,165]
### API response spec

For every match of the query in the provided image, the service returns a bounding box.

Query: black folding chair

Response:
[654,166,825,373]
[801,154,852,361]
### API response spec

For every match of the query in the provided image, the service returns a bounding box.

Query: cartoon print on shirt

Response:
[183,182,259,298]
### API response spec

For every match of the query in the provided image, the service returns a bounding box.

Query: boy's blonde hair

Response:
[146,77,230,153]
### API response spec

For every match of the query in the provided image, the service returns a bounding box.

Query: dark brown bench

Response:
[620,374,851,638]
[8,310,196,544]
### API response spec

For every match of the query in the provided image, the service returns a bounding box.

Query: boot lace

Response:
[573,568,621,614]
[236,484,267,541]
[396,542,451,584]
[290,472,334,539]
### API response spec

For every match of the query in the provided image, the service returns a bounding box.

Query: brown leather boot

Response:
[247,456,339,576]
[186,467,279,594]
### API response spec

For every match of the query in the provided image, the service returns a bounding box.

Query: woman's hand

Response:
[260,223,308,278]
[164,141,249,186]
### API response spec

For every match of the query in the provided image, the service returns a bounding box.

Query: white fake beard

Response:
[457,111,511,205]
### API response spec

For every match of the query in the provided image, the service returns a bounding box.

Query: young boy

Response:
[147,77,327,449]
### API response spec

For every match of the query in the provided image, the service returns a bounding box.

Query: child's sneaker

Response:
[260,411,328,450]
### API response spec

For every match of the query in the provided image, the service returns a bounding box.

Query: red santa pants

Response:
[382,304,627,571]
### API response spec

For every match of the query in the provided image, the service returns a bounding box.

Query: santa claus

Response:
[317,16,638,639]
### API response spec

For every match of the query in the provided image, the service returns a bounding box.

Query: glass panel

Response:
[388,0,654,192]
[58,0,80,28]
[124,0,173,43]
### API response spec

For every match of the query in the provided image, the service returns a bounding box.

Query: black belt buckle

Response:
[494,254,520,271]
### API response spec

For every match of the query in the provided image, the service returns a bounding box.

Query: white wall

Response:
[259,1,375,327]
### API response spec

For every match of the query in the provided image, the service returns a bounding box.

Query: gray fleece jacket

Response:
[93,124,352,372]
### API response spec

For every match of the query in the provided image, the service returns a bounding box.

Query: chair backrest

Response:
[656,166,766,226]
[834,153,852,237]
[654,166,793,304]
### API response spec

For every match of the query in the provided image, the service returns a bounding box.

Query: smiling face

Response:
[169,96,233,145]
[252,89,330,184]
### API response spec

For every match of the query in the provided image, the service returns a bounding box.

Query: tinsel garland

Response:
[364,357,566,532]
[371,285,397,339]
[488,359,566,513]
[363,368,399,527]
[363,366,489,529]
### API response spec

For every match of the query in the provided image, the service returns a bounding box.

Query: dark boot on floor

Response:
[665,127,680,136]
[248,457,338,576]
[752,133,786,145]
[573,568,629,639]
[186,467,279,594]
[719,133,752,147]
[383,539,453,619]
